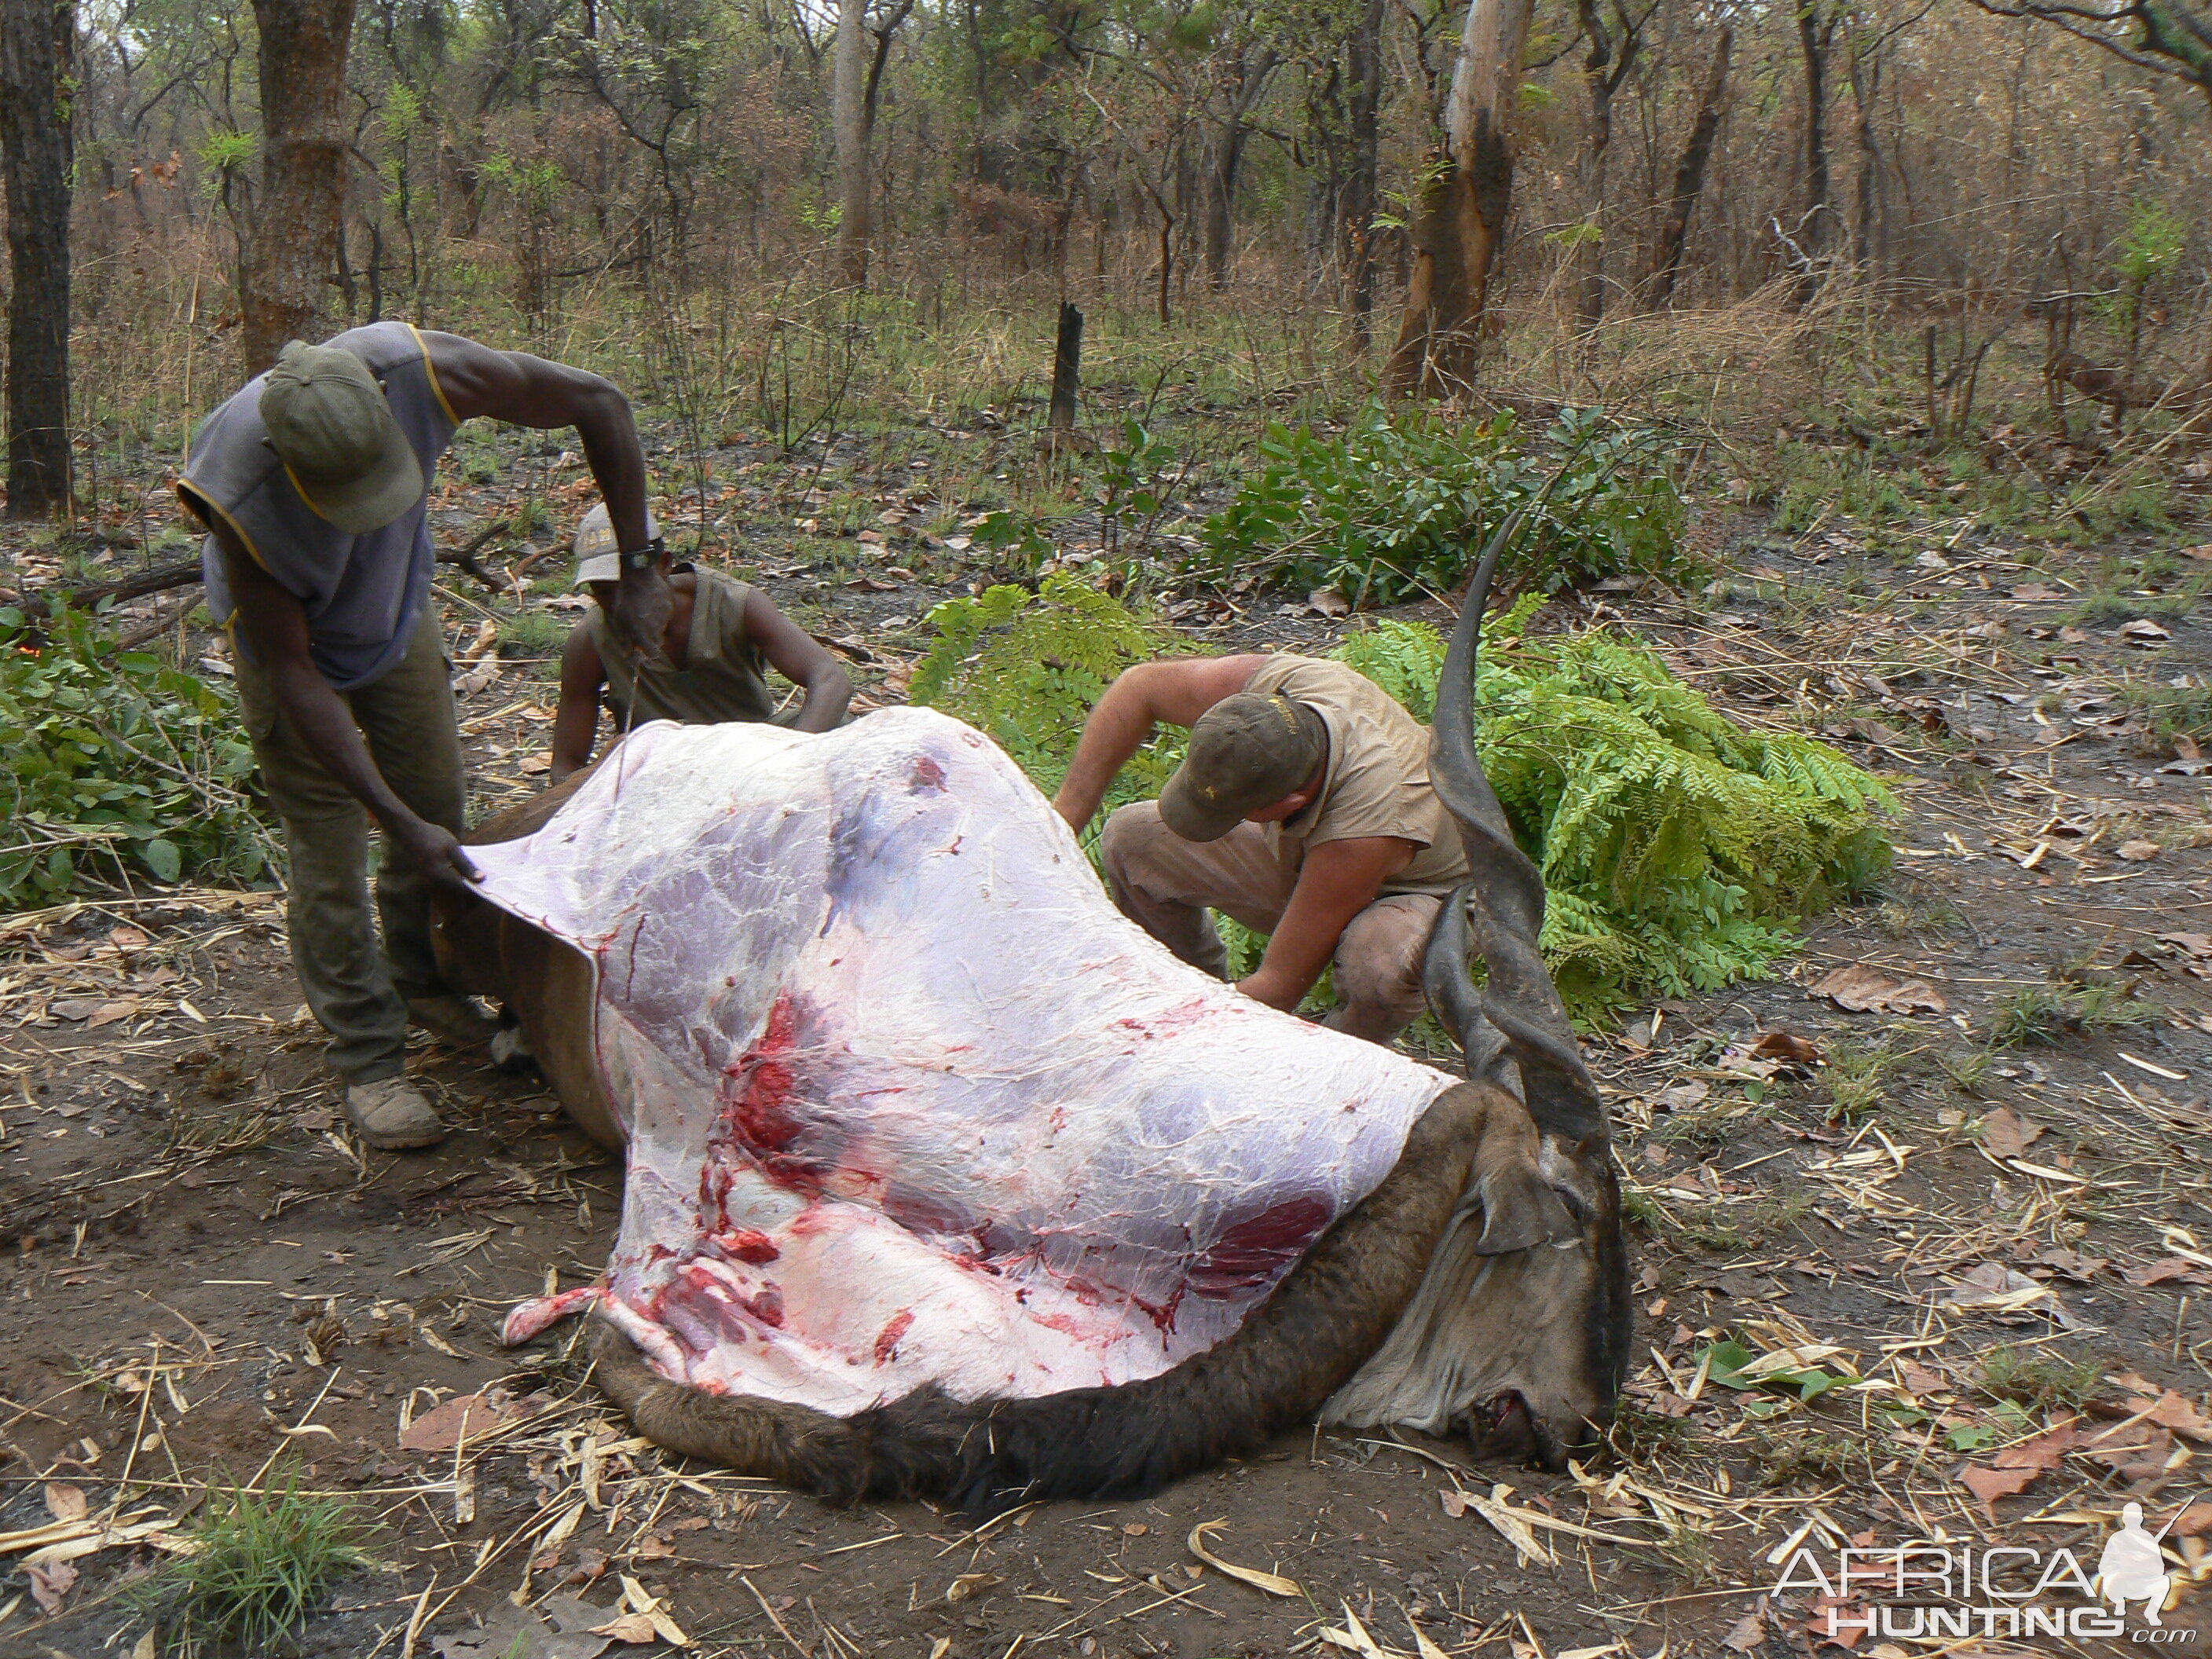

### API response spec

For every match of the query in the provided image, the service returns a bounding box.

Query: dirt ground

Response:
[9,424,2212,1658]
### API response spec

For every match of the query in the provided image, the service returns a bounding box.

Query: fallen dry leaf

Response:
[1961,1463,2038,1515]
[2125,1258,2209,1288]
[1747,1031,1822,1064]
[1811,965,1949,1015]
[1896,1359,1946,1397]
[43,1483,87,1524]
[2141,1390,2212,1443]
[398,1389,534,1452]
[27,1559,79,1616]
[2159,932,2212,959]
[519,755,552,775]
[1306,587,1350,618]
[589,1613,660,1644]
[1991,1426,2078,1473]
[1721,1613,1765,1653]
[1980,1107,2045,1159]
[2119,838,2163,862]
[946,1571,1002,1602]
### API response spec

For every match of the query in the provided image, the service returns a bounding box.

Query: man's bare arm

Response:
[419,332,668,657]
[1240,835,1416,1012]
[207,521,478,893]
[1052,655,1261,831]
[550,624,606,782]
[743,591,851,734]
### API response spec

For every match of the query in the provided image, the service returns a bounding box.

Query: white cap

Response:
[571,502,664,585]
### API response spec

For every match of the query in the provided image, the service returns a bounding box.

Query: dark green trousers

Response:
[234,608,467,1084]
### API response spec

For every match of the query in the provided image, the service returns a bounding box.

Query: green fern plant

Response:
[910,586,1893,1020]
[1336,612,1895,1017]
[908,573,1199,830]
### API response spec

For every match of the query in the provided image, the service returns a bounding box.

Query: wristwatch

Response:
[621,535,665,573]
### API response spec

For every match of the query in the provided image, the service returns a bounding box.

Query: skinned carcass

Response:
[435,558,1628,1513]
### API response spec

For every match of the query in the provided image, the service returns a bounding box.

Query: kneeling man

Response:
[1054,653,1467,1044]
[549,504,851,781]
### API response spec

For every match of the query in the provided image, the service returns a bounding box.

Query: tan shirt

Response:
[584,566,778,729]
[1242,656,1470,897]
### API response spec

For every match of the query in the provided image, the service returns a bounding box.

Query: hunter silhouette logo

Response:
[1776,1500,2199,1643]
[2099,1502,2180,1628]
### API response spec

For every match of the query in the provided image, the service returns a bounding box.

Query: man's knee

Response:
[1332,896,1440,1019]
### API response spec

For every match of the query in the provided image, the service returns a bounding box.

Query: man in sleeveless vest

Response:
[548,504,851,782]
[1055,654,1470,1045]
[178,325,669,1151]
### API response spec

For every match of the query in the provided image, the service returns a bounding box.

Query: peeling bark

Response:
[1388,0,1534,399]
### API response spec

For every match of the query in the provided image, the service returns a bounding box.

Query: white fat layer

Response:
[478,710,1453,1415]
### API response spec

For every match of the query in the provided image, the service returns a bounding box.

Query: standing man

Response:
[548,504,851,782]
[1053,653,1469,1045]
[178,323,668,1150]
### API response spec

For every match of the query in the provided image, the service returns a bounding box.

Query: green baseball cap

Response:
[1159,692,1328,841]
[259,339,423,533]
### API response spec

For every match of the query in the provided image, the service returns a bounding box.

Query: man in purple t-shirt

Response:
[180,326,667,1150]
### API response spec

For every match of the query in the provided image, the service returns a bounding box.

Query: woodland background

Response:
[3,0,2212,506]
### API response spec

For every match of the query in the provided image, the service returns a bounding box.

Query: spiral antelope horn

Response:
[1422,510,1610,1147]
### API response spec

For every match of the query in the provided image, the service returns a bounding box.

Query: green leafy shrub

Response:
[1196,403,1684,608]
[908,573,1196,820]
[1337,610,1894,1016]
[1,603,272,909]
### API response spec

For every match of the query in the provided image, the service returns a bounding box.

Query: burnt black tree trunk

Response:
[1,0,75,518]
[1646,21,1730,309]
[1345,0,1384,344]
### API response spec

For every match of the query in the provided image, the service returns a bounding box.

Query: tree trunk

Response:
[1573,0,1614,331]
[834,0,871,285]
[1646,22,1730,309]
[241,0,359,373]
[1847,41,1884,269]
[1387,0,1534,398]
[1795,1,1833,268]
[1,0,75,517]
[1345,0,1383,346]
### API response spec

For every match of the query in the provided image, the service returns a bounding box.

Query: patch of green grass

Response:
[1607,1397,1691,1459]
[1989,982,2162,1047]
[136,1469,378,1651]
[2117,677,2212,745]
[1976,1344,2104,1413]
[497,609,572,661]
[1825,1040,1896,1122]
[1654,1525,1721,1586]
[1748,1426,1861,1489]
[2066,589,2197,626]
[1621,1187,1664,1229]
[1677,1192,1811,1253]
[1940,1046,1992,1097]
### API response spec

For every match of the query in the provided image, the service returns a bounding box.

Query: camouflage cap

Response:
[1158,692,1328,842]
[259,339,422,533]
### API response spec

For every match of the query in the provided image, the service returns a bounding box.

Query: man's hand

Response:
[392,817,482,897]
[609,566,674,665]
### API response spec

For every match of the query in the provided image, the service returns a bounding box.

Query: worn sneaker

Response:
[343,1077,447,1149]
[406,994,501,1049]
